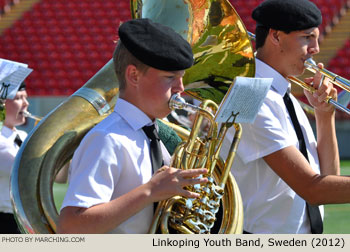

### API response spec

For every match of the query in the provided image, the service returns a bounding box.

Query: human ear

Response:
[125,65,140,87]
[269,29,280,45]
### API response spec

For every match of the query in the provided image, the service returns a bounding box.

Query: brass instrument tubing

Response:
[209,123,230,178]
[304,58,350,93]
[148,200,166,234]
[219,123,242,188]
[288,76,350,114]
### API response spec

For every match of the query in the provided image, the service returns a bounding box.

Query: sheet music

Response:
[215,77,272,123]
[0,58,33,99]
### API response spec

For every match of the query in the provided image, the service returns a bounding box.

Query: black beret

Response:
[118,18,194,71]
[252,0,322,32]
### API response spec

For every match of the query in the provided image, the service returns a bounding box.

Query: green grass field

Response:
[323,160,350,234]
[53,161,350,233]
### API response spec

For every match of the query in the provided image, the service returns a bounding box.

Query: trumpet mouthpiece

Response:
[304,58,317,69]
[305,58,316,65]
[21,111,42,121]
[169,94,198,113]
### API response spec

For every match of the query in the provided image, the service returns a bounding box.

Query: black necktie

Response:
[283,92,323,234]
[143,124,163,173]
[14,134,22,147]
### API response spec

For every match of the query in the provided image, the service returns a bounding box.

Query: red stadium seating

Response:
[0,0,129,96]
[0,0,5,12]
[0,0,348,96]
[230,0,347,36]
[328,39,350,80]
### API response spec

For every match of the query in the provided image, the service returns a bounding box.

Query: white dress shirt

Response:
[61,98,171,233]
[222,59,323,233]
[0,126,27,213]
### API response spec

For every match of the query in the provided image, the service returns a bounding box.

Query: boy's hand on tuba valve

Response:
[145,167,208,202]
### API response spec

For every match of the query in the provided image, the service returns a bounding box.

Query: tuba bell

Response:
[11,0,254,233]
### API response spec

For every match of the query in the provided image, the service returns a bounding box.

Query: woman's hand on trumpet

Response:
[145,166,208,202]
[303,62,337,114]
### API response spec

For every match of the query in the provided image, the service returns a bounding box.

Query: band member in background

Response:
[0,82,28,233]
[223,0,350,234]
[57,18,208,234]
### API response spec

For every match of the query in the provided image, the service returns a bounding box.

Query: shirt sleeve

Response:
[237,94,296,164]
[61,130,121,209]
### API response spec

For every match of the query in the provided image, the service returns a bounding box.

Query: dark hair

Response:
[255,25,269,50]
[112,41,149,91]
[18,82,26,91]
[255,25,291,50]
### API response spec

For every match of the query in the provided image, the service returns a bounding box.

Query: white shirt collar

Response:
[0,125,16,140]
[255,58,290,96]
[114,98,153,131]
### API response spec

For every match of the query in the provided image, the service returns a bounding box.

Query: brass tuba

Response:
[11,0,254,233]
